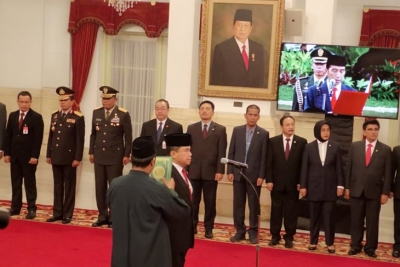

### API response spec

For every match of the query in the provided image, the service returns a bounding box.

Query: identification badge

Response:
[162,141,166,149]
[23,126,28,134]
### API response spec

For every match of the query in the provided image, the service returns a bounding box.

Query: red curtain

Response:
[71,23,99,111]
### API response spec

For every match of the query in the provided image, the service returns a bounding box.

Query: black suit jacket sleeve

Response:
[227,127,237,175]
[31,112,44,159]
[0,103,6,151]
[217,126,228,174]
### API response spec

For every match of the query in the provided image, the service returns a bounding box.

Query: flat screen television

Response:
[276,43,400,119]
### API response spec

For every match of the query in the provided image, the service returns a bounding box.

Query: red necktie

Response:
[366,143,372,166]
[19,112,25,129]
[285,138,290,160]
[181,169,192,200]
[331,87,338,109]
[202,124,208,139]
[242,45,249,70]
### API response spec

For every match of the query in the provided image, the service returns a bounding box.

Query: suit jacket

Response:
[345,140,392,199]
[186,121,227,180]
[300,140,344,201]
[4,109,44,163]
[168,166,194,253]
[210,37,265,88]
[0,102,6,151]
[292,75,327,111]
[392,146,400,199]
[304,82,357,113]
[227,125,268,182]
[266,134,307,192]
[140,118,183,156]
[46,110,85,165]
[89,106,132,165]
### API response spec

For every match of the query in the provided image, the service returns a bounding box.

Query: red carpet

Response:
[0,219,398,267]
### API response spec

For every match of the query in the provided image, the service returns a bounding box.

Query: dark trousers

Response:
[350,194,381,252]
[233,177,261,235]
[94,163,123,221]
[51,164,77,218]
[10,159,38,211]
[394,198,400,251]
[270,189,299,241]
[171,250,187,267]
[309,201,335,246]
[190,179,218,232]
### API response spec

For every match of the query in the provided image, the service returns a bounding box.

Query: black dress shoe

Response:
[108,221,113,228]
[249,234,258,244]
[62,218,72,224]
[327,246,336,254]
[348,248,361,255]
[230,233,245,242]
[268,239,280,246]
[92,220,109,227]
[205,231,213,239]
[26,211,36,220]
[364,250,377,258]
[9,209,20,216]
[284,240,293,248]
[308,245,317,251]
[46,216,63,222]
[392,250,400,258]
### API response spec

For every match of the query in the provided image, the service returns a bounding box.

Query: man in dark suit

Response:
[392,145,400,258]
[266,114,307,248]
[140,99,183,156]
[305,55,357,113]
[187,100,227,238]
[45,87,85,224]
[89,86,132,227]
[3,91,44,219]
[227,105,268,244]
[345,119,391,258]
[210,9,265,88]
[0,102,6,160]
[165,133,194,267]
[292,48,330,111]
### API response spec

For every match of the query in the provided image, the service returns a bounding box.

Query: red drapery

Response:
[68,0,169,110]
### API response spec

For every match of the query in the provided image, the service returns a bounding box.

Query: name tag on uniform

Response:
[23,126,28,134]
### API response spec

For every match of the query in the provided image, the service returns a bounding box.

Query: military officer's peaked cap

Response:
[165,133,192,147]
[310,48,332,64]
[56,86,75,101]
[99,86,119,99]
[131,136,156,159]
[234,9,252,24]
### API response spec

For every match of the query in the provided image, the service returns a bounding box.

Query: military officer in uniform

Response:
[46,87,85,224]
[89,86,132,228]
[292,48,331,111]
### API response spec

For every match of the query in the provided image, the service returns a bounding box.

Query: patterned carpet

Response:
[1,200,398,264]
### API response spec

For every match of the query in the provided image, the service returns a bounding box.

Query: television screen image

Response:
[276,43,400,119]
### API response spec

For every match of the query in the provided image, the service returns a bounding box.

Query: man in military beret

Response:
[305,55,357,113]
[107,136,189,267]
[210,9,265,88]
[45,87,85,224]
[89,86,133,227]
[164,133,194,267]
[292,48,331,111]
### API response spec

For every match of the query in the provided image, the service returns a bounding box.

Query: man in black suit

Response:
[0,102,6,160]
[3,91,44,219]
[165,133,194,267]
[227,105,268,244]
[210,9,265,88]
[345,119,391,258]
[89,86,132,227]
[392,145,400,258]
[187,100,227,238]
[266,115,307,248]
[140,99,183,156]
[45,87,85,224]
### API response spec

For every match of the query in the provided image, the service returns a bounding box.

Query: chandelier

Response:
[104,0,135,16]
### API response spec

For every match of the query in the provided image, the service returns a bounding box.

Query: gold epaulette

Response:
[52,110,59,114]
[118,107,128,113]
[74,111,83,117]
[94,106,103,110]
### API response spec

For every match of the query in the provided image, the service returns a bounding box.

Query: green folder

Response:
[150,156,172,183]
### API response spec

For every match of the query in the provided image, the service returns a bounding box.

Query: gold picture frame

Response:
[198,0,284,100]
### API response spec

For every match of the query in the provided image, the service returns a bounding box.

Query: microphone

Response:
[220,158,248,169]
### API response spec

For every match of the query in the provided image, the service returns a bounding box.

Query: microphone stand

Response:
[237,167,260,267]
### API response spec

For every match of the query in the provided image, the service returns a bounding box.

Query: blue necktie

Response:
[157,122,162,142]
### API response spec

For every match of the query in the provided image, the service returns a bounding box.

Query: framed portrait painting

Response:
[198,0,284,100]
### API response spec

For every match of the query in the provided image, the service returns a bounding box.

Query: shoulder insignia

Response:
[74,111,83,117]
[94,106,102,110]
[118,107,128,113]
[52,110,59,114]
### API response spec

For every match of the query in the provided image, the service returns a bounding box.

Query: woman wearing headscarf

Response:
[300,120,344,253]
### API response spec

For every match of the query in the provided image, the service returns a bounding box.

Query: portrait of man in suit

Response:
[305,55,357,113]
[345,119,391,258]
[140,99,183,156]
[227,104,268,244]
[209,7,271,88]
